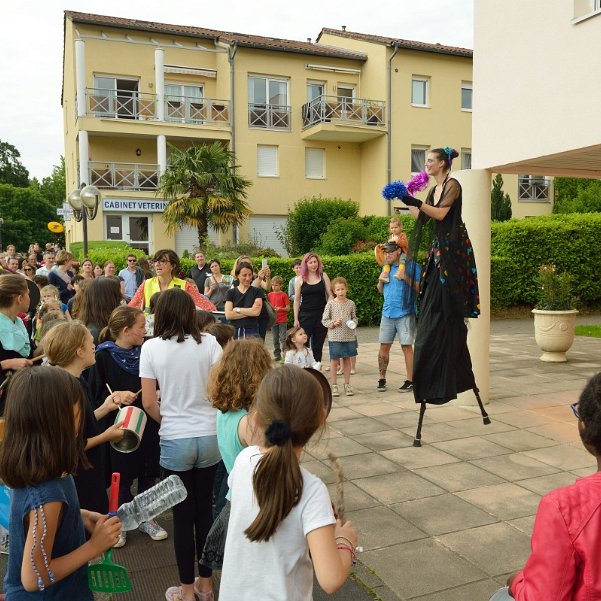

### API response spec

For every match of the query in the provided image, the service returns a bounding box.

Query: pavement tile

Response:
[299,459,338,484]
[525,422,580,444]
[373,411,423,429]
[326,480,380,512]
[483,429,556,452]
[571,467,596,478]
[400,421,472,444]
[507,515,536,536]
[523,444,597,470]
[432,436,512,460]
[529,405,577,422]
[351,402,406,417]
[414,462,506,492]
[332,417,393,436]
[391,493,496,535]
[339,452,400,480]
[407,579,502,601]
[449,416,515,437]
[327,406,361,422]
[350,429,416,451]
[346,506,427,550]
[308,436,372,460]
[456,483,541,520]
[494,410,562,428]
[361,539,487,599]
[353,471,445,504]
[438,522,532,576]
[382,445,460,470]
[470,452,560,481]
[416,406,479,423]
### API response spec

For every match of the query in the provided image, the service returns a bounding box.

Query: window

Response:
[92,76,139,118]
[411,77,429,106]
[518,175,550,201]
[257,145,278,177]
[461,149,472,170]
[165,84,204,123]
[305,148,325,179]
[307,82,325,102]
[461,82,473,111]
[411,146,428,174]
[248,76,290,129]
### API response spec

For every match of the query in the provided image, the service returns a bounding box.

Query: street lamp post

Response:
[67,184,100,257]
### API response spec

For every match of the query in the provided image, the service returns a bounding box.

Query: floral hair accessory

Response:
[443,146,453,157]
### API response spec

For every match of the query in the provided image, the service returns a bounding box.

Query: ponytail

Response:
[244,366,324,542]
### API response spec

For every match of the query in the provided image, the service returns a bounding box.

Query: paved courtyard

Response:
[305,315,601,600]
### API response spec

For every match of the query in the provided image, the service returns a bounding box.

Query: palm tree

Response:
[157,142,252,250]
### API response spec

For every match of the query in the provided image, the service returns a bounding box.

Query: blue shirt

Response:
[382,260,421,319]
[5,475,92,600]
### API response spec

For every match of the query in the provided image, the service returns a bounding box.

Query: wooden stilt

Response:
[473,386,491,425]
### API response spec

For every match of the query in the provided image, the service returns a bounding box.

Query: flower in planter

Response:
[535,264,576,310]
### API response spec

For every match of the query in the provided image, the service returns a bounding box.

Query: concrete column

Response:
[78,130,89,186]
[157,135,167,175]
[155,48,165,121]
[75,39,86,117]
[454,168,492,405]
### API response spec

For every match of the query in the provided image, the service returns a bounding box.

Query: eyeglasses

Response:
[570,402,580,419]
[153,258,170,264]
[24,268,33,272]
[127,259,137,262]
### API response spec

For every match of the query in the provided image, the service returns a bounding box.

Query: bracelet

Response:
[337,544,357,564]
[335,536,355,548]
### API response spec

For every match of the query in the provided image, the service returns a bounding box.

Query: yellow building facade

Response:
[64,12,528,256]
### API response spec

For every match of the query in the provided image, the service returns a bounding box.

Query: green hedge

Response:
[69,241,146,271]
[490,213,601,305]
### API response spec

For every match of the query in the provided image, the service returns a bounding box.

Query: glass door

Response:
[104,214,151,254]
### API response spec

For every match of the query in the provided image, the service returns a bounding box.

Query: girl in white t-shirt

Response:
[283,326,320,369]
[140,288,223,601]
[219,365,359,601]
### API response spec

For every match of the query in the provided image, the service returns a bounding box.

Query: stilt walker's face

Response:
[425,153,445,177]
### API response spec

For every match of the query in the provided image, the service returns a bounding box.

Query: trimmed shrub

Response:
[69,241,145,272]
[317,217,369,256]
[284,196,358,255]
[491,213,601,305]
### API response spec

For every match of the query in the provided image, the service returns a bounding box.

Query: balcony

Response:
[518,176,550,201]
[85,89,157,120]
[301,95,386,143]
[248,103,291,130]
[87,162,160,191]
[165,96,230,125]
[84,89,231,126]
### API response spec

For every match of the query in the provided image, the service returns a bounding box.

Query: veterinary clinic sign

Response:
[102,199,169,212]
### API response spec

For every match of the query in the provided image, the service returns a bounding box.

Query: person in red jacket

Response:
[491,372,601,601]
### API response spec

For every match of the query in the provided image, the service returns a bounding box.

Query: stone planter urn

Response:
[532,309,579,362]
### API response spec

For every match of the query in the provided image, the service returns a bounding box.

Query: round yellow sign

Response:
[47,222,64,234]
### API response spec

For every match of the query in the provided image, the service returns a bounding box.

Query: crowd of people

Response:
[0,145,599,600]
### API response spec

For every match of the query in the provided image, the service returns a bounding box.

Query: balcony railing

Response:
[86,89,157,120]
[248,103,291,129]
[518,176,550,201]
[302,95,386,128]
[165,96,230,125]
[88,162,160,191]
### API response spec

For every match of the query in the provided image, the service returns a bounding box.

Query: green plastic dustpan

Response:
[88,473,131,593]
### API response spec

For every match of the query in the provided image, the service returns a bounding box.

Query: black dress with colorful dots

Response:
[411,177,480,405]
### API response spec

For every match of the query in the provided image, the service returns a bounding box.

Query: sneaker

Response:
[399,380,414,393]
[336,368,343,376]
[377,378,387,392]
[344,384,354,396]
[379,272,390,283]
[139,519,168,541]
[113,530,126,548]
[350,369,356,375]
[331,384,340,397]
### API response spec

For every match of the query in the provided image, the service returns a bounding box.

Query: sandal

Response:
[194,578,215,601]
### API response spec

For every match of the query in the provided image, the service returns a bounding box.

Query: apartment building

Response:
[63,12,477,255]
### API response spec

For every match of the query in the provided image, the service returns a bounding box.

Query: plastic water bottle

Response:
[117,475,187,531]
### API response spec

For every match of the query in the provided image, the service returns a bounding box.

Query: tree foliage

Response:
[157,143,252,250]
[0,184,58,250]
[552,177,601,213]
[30,157,66,208]
[491,174,512,221]
[0,140,30,188]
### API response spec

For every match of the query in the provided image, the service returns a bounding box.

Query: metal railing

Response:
[248,103,291,129]
[87,162,160,191]
[165,96,230,125]
[86,89,157,120]
[518,176,550,201]
[301,95,386,128]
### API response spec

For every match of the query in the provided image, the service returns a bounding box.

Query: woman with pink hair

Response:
[293,252,332,364]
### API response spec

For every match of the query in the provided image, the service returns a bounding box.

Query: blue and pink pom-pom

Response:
[382,171,429,200]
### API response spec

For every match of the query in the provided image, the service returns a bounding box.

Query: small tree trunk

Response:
[196,219,209,251]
